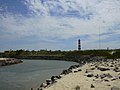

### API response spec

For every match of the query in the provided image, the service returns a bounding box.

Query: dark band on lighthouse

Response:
[78,39,81,51]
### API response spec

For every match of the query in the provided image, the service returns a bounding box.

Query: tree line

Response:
[0,49,120,59]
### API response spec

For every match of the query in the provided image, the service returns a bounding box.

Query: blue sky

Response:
[0,0,120,51]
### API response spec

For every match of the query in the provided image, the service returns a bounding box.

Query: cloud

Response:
[0,0,120,50]
[24,0,94,19]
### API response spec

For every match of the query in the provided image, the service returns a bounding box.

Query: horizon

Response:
[0,0,120,51]
[1,48,120,53]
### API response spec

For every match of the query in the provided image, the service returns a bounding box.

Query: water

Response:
[0,59,77,90]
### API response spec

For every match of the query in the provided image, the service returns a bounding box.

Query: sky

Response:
[0,0,120,51]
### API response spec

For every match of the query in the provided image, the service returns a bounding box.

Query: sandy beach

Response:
[42,59,120,90]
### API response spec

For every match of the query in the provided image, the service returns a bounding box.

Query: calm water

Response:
[0,59,77,90]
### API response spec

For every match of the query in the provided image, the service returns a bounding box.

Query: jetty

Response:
[0,58,23,66]
[34,56,120,90]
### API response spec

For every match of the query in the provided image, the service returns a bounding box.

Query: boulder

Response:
[104,79,109,82]
[87,73,94,77]
[37,88,41,90]
[94,74,99,78]
[110,65,114,67]
[56,75,62,79]
[113,67,120,72]
[97,66,110,71]
[99,73,112,79]
[90,67,95,70]
[111,86,120,90]
[91,84,95,88]
[100,74,107,79]
[40,83,47,88]
[78,69,82,71]
[31,88,34,90]
[46,79,52,85]
[106,73,113,78]
[85,69,92,73]
[74,70,78,73]
[69,65,76,70]
[51,76,56,82]
[61,69,72,75]
[111,78,117,81]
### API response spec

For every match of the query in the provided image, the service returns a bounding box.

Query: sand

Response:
[44,59,120,90]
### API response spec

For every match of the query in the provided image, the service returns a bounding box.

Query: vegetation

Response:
[0,49,120,60]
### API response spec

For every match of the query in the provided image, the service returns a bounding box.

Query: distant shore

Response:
[34,57,120,90]
[0,58,23,66]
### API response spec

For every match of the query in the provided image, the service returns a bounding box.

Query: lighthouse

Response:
[78,39,81,51]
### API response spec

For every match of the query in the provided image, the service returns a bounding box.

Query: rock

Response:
[94,74,99,78]
[107,84,111,86]
[87,73,94,77]
[69,65,79,70]
[39,88,43,90]
[91,84,95,88]
[100,74,107,79]
[78,69,82,71]
[31,88,34,90]
[111,86,120,90]
[75,65,80,68]
[91,67,95,70]
[106,64,109,66]
[111,78,117,81]
[51,76,59,82]
[85,70,88,73]
[97,66,110,71]
[99,73,113,79]
[75,85,80,90]
[46,79,52,85]
[51,76,57,83]
[95,65,98,68]
[104,79,109,82]
[61,69,72,75]
[46,79,51,82]
[106,73,113,78]
[56,75,62,79]
[110,65,114,67]
[40,83,47,88]
[59,75,63,78]
[0,58,23,66]
[74,70,78,73]
[113,67,120,72]
[85,69,92,73]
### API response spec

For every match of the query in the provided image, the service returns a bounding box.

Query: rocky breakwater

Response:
[0,58,23,66]
[30,56,105,90]
[30,64,82,90]
[30,56,120,90]
[40,58,120,90]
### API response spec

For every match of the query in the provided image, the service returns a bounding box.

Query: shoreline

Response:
[0,58,23,66]
[42,58,120,90]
